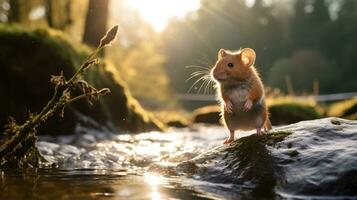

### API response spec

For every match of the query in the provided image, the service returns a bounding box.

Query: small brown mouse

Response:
[211,48,272,144]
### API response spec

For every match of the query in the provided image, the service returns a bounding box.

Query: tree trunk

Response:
[82,0,109,48]
[45,0,72,30]
[8,0,31,23]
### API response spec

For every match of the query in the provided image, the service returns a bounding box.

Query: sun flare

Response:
[124,0,201,31]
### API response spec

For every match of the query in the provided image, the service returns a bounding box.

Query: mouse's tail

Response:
[264,118,272,131]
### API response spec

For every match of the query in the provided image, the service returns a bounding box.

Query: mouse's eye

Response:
[227,63,234,68]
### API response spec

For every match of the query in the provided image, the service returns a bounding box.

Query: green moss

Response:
[328,97,357,120]
[191,105,221,125]
[82,63,165,132]
[269,102,322,125]
[0,24,163,134]
[263,130,293,146]
[155,110,190,128]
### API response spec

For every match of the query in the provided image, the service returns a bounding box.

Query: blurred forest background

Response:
[0,0,356,112]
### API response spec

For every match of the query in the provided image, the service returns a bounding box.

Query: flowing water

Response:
[0,125,253,200]
[2,118,357,200]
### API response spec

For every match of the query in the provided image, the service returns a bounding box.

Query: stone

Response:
[179,118,357,199]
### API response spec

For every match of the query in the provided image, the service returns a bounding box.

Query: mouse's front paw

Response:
[243,99,253,112]
[225,101,233,114]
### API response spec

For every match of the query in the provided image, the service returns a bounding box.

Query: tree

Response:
[291,0,331,50]
[268,50,340,94]
[8,0,33,23]
[82,0,109,47]
[45,0,72,30]
[162,0,286,93]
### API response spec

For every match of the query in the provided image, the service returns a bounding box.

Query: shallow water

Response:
[2,119,357,200]
[0,125,252,200]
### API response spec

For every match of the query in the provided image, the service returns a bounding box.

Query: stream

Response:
[2,119,357,200]
[0,125,252,200]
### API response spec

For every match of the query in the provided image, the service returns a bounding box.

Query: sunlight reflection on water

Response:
[36,125,254,171]
[0,125,254,200]
[144,173,165,200]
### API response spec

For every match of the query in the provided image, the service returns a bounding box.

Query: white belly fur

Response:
[221,86,265,131]
[230,88,249,104]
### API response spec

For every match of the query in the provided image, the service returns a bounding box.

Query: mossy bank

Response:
[0,25,164,135]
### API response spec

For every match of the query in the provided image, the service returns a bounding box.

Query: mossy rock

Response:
[328,97,357,120]
[191,105,221,125]
[269,101,322,125]
[166,120,189,128]
[191,99,323,126]
[0,25,163,135]
[154,111,190,128]
[155,118,357,198]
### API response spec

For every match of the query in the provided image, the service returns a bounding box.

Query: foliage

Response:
[107,4,176,110]
[162,0,288,94]
[268,50,341,94]
[120,42,174,109]
[162,0,357,97]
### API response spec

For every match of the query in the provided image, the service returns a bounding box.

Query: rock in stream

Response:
[169,117,357,199]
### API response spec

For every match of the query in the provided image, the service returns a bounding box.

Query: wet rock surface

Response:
[186,117,357,199]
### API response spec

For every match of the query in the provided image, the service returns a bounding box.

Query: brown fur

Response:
[211,48,272,142]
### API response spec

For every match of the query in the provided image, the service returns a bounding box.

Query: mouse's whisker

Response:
[203,79,210,95]
[185,65,211,71]
[186,71,209,82]
[199,75,212,94]
[202,75,212,95]
[188,75,208,93]
[189,70,209,76]
[198,58,214,69]
[209,79,216,94]
[187,69,209,78]
[208,76,215,94]
[205,77,214,95]
[197,75,209,94]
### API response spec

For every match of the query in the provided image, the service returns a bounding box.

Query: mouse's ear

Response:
[218,49,227,59]
[240,48,256,67]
